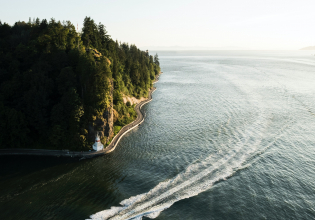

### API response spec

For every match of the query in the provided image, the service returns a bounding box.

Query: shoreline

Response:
[0,75,161,159]
[102,85,157,154]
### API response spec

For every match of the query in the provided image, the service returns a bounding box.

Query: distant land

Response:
[140,46,251,51]
[142,46,306,51]
[300,46,315,50]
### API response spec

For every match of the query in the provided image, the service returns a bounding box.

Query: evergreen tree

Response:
[154,53,160,66]
[0,17,160,150]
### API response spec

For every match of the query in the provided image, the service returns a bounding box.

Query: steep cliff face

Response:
[122,94,148,105]
[103,79,114,143]
[88,79,114,145]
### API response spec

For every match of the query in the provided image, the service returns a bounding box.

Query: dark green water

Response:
[1,51,315,220]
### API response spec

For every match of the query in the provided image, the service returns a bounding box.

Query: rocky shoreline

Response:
[0,75,160,159]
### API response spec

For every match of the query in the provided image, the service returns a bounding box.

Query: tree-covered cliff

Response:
[0,17,160,150]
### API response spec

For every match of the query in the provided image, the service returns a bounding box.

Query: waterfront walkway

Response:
[0,76,160,159]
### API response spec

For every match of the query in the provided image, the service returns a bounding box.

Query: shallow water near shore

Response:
[1,51,315,219]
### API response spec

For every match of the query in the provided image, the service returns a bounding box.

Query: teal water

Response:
[1,51,315,220]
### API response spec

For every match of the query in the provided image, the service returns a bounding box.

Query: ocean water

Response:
[1,51,315,220]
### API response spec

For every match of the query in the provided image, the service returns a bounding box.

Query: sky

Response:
[1,0,315,50]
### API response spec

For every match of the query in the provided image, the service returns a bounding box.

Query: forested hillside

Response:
[0,17,160,150]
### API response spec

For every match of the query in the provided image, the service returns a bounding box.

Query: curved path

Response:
[103,87,156,154]
[0,75,160,159]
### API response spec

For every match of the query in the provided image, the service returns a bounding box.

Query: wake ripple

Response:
[87,115,278,220]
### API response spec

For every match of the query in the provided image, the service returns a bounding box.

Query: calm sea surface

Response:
[1,51,315,220]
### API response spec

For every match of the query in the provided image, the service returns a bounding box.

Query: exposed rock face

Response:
[113,109,119,123]
[103,79,114,143]
[88,79,114,145]
[122,94,147,105]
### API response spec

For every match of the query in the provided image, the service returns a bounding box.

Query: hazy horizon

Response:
[139,46,315,51]
[1,0,315,50]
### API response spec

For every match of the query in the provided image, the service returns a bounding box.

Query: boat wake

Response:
[87,114,288,220]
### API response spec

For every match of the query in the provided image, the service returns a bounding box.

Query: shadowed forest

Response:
[0,17,160,150]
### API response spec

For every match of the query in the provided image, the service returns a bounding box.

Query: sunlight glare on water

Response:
[1,51,315,220]
[88,51,315,220]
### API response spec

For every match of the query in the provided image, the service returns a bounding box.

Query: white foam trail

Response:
[87,116,272,220]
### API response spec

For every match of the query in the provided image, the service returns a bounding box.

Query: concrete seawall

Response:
[0,75,160,159]
[103,87,156,154]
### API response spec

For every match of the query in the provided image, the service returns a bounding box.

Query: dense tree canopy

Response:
[0,17,160,150]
